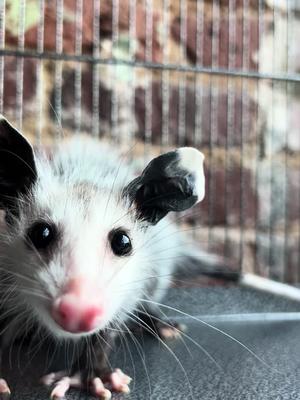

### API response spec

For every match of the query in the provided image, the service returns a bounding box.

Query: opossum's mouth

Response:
[52,321,102,338]
[32,301,108,339]
[44,311,107,339]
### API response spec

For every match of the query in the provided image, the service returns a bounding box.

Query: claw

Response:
[109,369,131,393]
[115,368,132,385]
[50,377,71,399]
[91,377,112,399]
[41,371,67,386]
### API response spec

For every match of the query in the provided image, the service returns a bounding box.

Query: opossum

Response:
[0,116,238,399]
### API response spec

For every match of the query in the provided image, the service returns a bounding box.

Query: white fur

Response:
[177,147,205,203]
[0,137,191,340]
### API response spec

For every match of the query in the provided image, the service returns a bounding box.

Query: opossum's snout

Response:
[52,277,104,334]
[52,296,103,333]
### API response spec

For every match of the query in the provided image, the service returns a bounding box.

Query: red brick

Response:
[50,65,112,131]
[2,57,37,115]
[135,80,257,147]
[171,14,260,69]
[5,0,162,61]
[181,162,258,227]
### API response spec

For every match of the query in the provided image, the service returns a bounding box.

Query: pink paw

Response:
[41,368,131,399]
[158,322,186,340]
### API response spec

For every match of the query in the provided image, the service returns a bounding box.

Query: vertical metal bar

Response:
[270,4,288,281]
[128,0,136,148]
[194,0,203,148]
[74,0,83,135]
[269,3,275,279]
[111,0,119,141]
[54,0,63,139]
[284,1,291,282]
[255,0,264,277]
[161,0,170,149]
[92,0,100,137]
[274,3,286,282]
[0,0,5,114]
[144,0,153,151]
[178,0,187,147]
[291,2,300,285]
[35,0,45,144]
[225,0,236,257]
[193,0,204,238]
[208,0,220,251]
[111,0,119,63]
[16,0,26,129]
[295,0,300,284]
[239,0,250,273]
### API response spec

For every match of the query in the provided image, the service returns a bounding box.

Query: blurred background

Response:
[0,0,300,285]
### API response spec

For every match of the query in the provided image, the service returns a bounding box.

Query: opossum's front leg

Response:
[134,309,185,340]
[42,333,131,400]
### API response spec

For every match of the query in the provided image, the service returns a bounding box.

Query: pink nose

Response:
[52,294,103,333]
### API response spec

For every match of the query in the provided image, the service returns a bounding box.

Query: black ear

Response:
[123,147,205,224]
[0,116,37,211]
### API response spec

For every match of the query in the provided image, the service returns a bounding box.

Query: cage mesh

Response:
[0,0,300,284]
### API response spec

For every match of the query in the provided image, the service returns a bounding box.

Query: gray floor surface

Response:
[4,287,300,400]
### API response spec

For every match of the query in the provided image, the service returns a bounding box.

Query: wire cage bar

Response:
[0,0,300,286]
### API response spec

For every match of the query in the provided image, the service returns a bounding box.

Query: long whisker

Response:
[109,320,128,371]
[118,318,151,395]
[16,313,36,371]
[94,333,113,373]
[20,289,50,301]
[23,318,48,370]
[100,140,139,277]
[124,310,195,400]
[135,301,192,357]
[0,266,42,286]
[134,307,222,371]
[47,99,66,139]
[8,310,32,370]
[138,298,282,375]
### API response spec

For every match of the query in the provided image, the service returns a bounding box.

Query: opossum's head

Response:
[0,117,205,339]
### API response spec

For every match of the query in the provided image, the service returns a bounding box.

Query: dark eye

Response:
[109,229,132,256]
[26,222,57,250]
